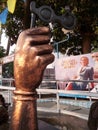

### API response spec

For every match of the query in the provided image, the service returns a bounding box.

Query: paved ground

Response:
[37,101,90,130]
[37,97,90,117]
[38,120,59,130]
[0,90,93,130]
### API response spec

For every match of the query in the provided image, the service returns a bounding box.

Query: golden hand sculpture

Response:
[14,27,54,92]
[10,27,54,130]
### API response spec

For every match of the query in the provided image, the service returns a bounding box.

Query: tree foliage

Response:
[0,0,98,55]
[2,62,13,78]
[0,46,6,58]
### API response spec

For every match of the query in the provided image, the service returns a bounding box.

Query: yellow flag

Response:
[7,0,17,13]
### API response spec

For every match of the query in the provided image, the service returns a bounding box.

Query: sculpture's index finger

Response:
[26,27,50,35]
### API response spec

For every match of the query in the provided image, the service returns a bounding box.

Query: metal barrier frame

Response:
[0,78,98,120]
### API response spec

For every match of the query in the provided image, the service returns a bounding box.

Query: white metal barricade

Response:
[0,78,98,117]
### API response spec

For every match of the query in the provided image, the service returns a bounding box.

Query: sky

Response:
[1,31,16,54]
[1,31,8,49]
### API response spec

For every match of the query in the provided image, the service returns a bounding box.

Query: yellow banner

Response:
[7,0,17,13]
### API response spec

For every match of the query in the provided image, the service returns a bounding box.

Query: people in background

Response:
[88,101,98,130]
[65,56,94,90]
[0,94,9,129]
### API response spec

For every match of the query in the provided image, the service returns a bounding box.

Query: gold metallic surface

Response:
[10,27,54,130]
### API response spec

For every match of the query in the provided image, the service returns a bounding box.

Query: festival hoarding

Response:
[55,52,98,91]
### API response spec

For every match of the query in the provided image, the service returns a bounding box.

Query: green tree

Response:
[0,46,6,58]
[2,62,13,78]
[0,0,98,55]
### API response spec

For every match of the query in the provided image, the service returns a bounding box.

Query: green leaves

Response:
[0,0,98,55]
[0,46,6,58]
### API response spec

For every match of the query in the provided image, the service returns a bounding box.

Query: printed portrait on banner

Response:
[55,52,98,91]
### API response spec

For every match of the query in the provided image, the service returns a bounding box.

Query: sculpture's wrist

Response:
[13,90,37,101]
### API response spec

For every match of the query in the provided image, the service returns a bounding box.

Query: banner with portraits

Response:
[55,52,98,91]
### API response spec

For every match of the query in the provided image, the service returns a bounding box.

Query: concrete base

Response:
[38,120,59,130]
[38,111,89,130]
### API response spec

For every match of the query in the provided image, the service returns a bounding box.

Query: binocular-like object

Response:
[30,1,76,30]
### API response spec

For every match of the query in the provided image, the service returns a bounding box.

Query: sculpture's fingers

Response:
[15,27,50,51]
[30,44,53,56]
[37,54,54,67]
[25,27,50,35]
[17,35,50,52]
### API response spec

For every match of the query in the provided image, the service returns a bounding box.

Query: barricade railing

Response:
[0,78,15,105]
[38,79,98,115]
[0,78,98,116]
[56,79,98,102]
